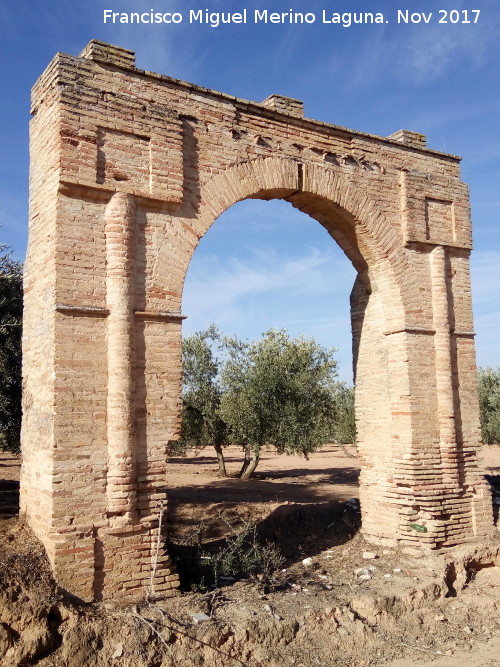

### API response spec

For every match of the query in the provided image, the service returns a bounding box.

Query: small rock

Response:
[463,626,473,634]
[112,643,124,659]
[402,547,422,557]
[362,551,378,560]
[384,574,391,578]
[354,568,370,577]
[382,549,395,555]
[358,574,372,581]
[434,614,446,622]
[393,568,402,573]
[445,650,454,656]
[302,557,313,567]
[192,613,211,623]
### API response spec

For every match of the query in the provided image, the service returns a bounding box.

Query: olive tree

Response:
[478,367,500,445]
[0,243,23,452]
[173,326,229,476]
[220,329,341,479]
[329,381,356,447]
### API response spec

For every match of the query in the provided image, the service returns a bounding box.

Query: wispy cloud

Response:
[184,245,354,313]
[471,250,500,302]
[471,250,500,369]
[405,24,492,84]
[344,0,499,91]
[184,243,353,319]
[182,244,356,380]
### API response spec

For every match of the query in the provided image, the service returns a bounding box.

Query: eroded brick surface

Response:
[21,40,493,602]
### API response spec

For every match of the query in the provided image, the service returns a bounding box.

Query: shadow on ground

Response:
[0,479,19,518]
[167,498,362,591]
[166,466,360,505]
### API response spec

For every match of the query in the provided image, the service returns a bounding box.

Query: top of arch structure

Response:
[59,39,459,160]
[31,39,472,256]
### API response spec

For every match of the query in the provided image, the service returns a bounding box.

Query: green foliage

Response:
[220,329,340,466]
[0,244,23,452]
[329,382,356,445]
[206,520,284,589]
[169,517,284,592]
[170,326,227,463]
[174,326,355,478]
[478,367,500,444]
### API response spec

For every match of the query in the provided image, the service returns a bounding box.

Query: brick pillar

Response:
[430,245,460,488]
[105,193,138,520]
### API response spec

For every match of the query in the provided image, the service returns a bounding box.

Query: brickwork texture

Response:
[21,41,493,602]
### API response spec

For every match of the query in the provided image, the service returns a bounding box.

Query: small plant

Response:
[205,520,284,589]
[169,517,284,592]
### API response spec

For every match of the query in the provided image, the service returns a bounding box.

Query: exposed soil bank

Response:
[1,445,500,666]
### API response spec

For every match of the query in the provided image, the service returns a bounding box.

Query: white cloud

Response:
[471,250,500,369]
[343,0,499,91]
[471,250,500,303]
[183,245,354,318]
[403,0,498,83]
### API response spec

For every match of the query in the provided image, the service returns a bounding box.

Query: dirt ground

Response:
[1,444,500,666]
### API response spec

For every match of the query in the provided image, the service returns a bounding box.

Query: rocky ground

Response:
[1,445,500,666]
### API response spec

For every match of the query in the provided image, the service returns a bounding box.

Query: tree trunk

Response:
[239,446,251,478]
[213,442,227,478]
[333,440,357,459]
[240,449,260,480]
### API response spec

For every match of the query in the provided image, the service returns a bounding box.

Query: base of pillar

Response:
[29,517,179,603]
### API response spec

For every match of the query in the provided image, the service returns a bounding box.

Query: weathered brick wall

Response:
[21,40,493,601]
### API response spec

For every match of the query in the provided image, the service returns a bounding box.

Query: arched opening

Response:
[182,197,356,381]
[166,159,404,587]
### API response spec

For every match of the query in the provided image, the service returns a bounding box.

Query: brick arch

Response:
[189,156,411,545]
[193,156,408,327]
[21,42,493,603]
[198,157,398,271]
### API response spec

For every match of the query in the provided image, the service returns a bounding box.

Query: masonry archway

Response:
[188,156,408,543]
[21,41,493,602]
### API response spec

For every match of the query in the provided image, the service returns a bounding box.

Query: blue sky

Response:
[1,0,499,381]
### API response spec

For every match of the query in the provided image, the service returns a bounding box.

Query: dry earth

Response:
[1,445,500,666]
